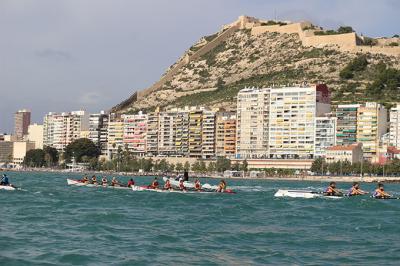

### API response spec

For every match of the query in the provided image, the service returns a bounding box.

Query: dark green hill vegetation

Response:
[339,55,369,79]
[315,26,354,36]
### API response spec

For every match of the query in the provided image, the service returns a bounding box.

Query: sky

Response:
[1,0,399,133]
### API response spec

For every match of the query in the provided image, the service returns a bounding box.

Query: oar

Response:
[372,196,400,200]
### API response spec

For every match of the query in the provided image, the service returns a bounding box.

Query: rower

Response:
[101,176,108,186]
[81,175,89,183]
[347,182,367,196]
[91,175,97,184]
[194,178,202,191]
[324,182,342,196]
[164,178,172,190]
[111,177,119,187]
[373,183,391,199]
[179,179,186,191]
[217,179,227,193]
[1,174,10,186]
[127,178,135,188]
[150,177,159,189]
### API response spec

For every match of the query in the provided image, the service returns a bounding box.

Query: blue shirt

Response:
[1,176,9,184]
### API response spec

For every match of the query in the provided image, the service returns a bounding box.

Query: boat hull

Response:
[0,185,16,191]
[66,179,130,190]
[132,185,235,194]
[274,189,342,199]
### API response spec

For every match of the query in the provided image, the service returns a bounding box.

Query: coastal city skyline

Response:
[2,2,400,265]
[2,0,400,132]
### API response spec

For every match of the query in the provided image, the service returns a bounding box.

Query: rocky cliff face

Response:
[113,16,400,113]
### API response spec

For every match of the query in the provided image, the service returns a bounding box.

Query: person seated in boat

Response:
[164,178,172,190]
[194,179,202,191]
[179,179,187,191]
[81,175,89,183]
[101,176,108,186]
[127,178,135,188]
[324,182,342,196]
[373,183,391,199]
[1,174,10,186]
[347,182,367,196]
[217,180,227,193]
[91,175,97,184]
[150,177,159,189]
[111,177,119,187]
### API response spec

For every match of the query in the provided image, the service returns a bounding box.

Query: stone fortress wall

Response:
[250,19,400,57]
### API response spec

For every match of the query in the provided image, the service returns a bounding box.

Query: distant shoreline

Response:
[3,168,400,183]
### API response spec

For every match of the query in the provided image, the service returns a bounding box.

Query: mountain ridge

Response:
[112,15,400,113]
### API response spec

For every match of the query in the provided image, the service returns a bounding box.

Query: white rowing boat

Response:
[66,179,131,190]
[132,185,236,194]
[0,185,16,191]
[162,177,219,190]
[274,189,343,199]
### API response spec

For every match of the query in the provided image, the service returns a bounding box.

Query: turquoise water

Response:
[1,172,400,265]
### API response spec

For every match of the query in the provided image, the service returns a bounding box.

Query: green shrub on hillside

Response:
[362,37,378,46]
[366,64,400,97]
[389,42,399,47]
[315,26,354,36]
[201,41,227,66]
[261,20,287,26]
[339,55,368,79]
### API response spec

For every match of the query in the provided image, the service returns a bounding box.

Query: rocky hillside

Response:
[113,16,400,113]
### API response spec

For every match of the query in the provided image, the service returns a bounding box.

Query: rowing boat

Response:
[162,177,219,190]
[66,179,130,190]
[132,185,236,194]
[0,185,16,191]
[274,189,343,199]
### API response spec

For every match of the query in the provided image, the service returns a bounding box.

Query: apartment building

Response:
[326,143,363,164]
[107,113,124,159]
[389,104,400,149]
[188,109,203,158]
[27,123,44,149]
[335,104,361,146]
[175,110,190,156]
[268,85,330,159]
[201,110,216,158]
[158,110,176,156]
[14,109,31,140]
[89,111,109,156]
[356,102,387,162]
[43,111,89,151]
[123,112,148,156]
[146,111,159,156]
[315,116,337,157]
[236,87,270,159]
[216,112,236,158]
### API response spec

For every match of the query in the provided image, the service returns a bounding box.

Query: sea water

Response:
[1,171,400,265]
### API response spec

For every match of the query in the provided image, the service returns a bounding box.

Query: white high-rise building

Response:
[236,87,270,159]
[315,116,337,157]
[236,84,331,159]
[201,110,216,158]
[43,111,89,151]
[89,111,109,156]
[268,85,330,159]
[390,104,400,149]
